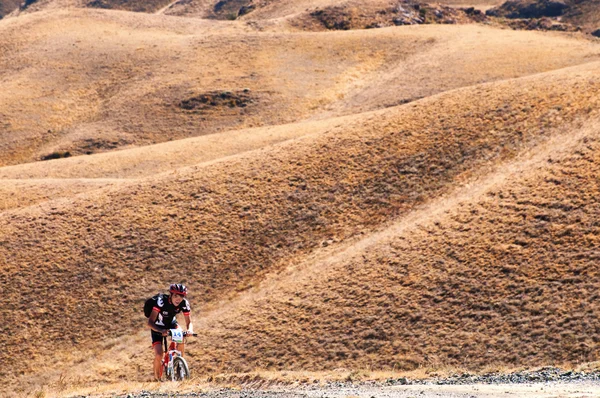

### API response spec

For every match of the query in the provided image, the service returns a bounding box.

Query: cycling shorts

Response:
[151,323,180,347]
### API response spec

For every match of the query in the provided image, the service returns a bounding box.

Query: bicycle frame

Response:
[159,337,182,379]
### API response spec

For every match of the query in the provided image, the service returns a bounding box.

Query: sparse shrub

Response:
[40,151,71,161]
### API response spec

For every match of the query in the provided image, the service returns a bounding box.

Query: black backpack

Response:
[144,293,161,318]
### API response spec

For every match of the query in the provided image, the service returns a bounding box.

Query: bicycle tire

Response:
[172,356,190,381]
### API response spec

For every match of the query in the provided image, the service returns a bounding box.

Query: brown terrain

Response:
[0,0,19,18]
[486,0,600,32]
[1,0,600,397]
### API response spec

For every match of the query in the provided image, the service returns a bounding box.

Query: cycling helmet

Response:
[169,283,188,296]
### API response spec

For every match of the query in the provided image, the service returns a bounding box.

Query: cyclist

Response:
[147,283,194,381]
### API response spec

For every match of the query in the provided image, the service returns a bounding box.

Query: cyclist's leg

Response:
[151,330,163,380]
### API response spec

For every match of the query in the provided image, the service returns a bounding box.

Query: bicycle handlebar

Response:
[167,330,198,337]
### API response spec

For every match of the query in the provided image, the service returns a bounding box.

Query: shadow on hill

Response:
[178,90,255,112]
[211,0,255,20]
[86,0,174,13]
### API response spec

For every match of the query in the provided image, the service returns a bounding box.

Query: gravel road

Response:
[112,382,600,398]
[109,368,600,398]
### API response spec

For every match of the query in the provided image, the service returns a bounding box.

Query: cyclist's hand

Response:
[161,330,169,337]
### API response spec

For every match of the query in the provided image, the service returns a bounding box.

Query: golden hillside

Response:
[3,59,600,394]
[1,1,600,396]
[1,8,599,168]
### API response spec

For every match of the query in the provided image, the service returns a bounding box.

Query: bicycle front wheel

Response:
[172,356,190,381]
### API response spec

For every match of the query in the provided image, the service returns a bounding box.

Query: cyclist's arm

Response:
[184,313,193,333]
[148,308,168,335]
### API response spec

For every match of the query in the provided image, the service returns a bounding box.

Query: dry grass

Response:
[185,119,600,374]
[30,366,543,397]
[1,60,600,394]
[0,114,360,180]
[1,9,598,167]
[85,0,174,13]
[0,8,426,165]
[2,1,600,395]
[0,178,127,210]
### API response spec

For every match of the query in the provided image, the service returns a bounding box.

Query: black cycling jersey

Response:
[149,293,191,329]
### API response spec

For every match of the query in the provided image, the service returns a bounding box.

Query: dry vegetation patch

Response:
[0,0,20,17]
[487,0,600,33]
[293,0,487,31]
[178,90,257,113]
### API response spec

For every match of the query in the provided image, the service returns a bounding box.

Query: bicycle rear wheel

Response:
[172,356,190,380]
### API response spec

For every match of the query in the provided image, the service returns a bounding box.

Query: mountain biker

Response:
[147,283,194,381]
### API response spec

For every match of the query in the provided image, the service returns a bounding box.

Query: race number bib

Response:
[171,329,184,343]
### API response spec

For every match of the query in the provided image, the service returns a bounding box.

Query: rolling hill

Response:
[1,8,599,168]
[2,60,600,394]
[1,0,600,396]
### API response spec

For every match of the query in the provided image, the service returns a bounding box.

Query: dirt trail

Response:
[155,0,182,14]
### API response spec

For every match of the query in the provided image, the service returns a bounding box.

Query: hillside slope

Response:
[2,61,600,394]
[191,119,600,373]
[1,10,599,167]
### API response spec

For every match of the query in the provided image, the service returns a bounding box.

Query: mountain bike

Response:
[160,329,197,381]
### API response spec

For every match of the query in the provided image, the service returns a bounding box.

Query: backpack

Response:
[144,293,161,318]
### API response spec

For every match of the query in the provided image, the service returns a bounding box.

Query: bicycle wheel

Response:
[172,356,190,381]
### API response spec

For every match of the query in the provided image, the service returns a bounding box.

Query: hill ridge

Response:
[2,58,600,184]
[2,9,599,167]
